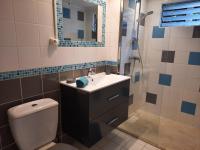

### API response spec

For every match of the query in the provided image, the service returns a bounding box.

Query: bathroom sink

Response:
[60,72,130,93]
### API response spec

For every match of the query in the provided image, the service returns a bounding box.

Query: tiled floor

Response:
[119,109,200,150]
[72,129,161,150]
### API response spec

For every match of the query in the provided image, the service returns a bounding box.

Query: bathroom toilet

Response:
[7,98,78,150]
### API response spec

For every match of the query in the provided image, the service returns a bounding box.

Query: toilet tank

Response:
[7,98,59,150]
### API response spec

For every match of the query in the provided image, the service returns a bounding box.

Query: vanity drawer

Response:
[90,80,129,119]
[89,102,128,142]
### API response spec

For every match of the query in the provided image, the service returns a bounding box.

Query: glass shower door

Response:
[118,0,162,147]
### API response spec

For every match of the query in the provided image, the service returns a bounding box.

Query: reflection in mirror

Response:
[62,0,98,41]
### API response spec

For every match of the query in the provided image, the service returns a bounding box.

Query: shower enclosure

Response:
[118,0,200,150]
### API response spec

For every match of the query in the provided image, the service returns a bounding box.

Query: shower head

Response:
[146,11,154,16]
[137,11,154,23]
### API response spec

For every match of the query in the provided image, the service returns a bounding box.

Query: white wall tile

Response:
[95,48,108,61]
[0,47,19,72]
[170,64,187,88]
[169,27,194,39]
[174,51,189,65]
[146,49,162,65]
[74,48,97,63]
[161,87,181,120]
[147,38,169,51]
[0,0,120,72]
[187,65,200,79]
[18,47,42,69]
[15,22,40,46]
[185,78,200,93]
[168,38,190,52]
[39,0,53,4]
[0,0,14,21]
[13,0,38,23]
[189,39,200,51]
[39,25,54,46]
[0,21,16,46]
[40,47,77,67]
[37,0,54,26]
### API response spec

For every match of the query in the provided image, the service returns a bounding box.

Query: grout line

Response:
[1,142,15,150]
[23,93,44,100]
[0,99,23,107]
[11,0,20,72]
[41,74,45,98]
[19,78,23,103]
[0,135,2,150]
[43,89,60,95]
[0,124,8,129]
[0,88,60,106]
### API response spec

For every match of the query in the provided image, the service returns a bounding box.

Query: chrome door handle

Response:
[106,117,119,125]
[107,94,120,102]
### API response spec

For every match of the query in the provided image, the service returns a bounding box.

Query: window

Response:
[161,0,200,27]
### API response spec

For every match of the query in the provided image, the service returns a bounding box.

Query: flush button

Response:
[32,104,38,107]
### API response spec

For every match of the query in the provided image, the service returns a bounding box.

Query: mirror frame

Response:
[54,0,106,47]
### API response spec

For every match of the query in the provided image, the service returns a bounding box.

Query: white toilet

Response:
[7,98,78,150]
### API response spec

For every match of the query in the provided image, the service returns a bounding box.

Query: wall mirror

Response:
[54,0,106,47]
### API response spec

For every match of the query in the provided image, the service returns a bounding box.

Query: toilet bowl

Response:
[7,98,78,150]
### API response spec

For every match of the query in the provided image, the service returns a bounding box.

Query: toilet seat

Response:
[48,143,78,150]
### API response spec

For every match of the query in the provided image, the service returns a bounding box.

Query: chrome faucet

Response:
[87,68,96,82]
[87,68,96,76]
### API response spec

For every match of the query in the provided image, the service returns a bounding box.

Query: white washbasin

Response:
[60,72,130,93]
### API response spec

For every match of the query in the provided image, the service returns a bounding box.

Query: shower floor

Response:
[118,109,200,150]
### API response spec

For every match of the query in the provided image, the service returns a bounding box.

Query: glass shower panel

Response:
[119,0,200,150]
[118,0,162,147]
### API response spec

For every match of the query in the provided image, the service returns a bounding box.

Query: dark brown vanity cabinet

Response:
[60,79,130,147]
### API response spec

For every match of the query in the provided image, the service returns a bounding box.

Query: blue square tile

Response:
[135,72,140,82]
[122,21,127,36]
[63,7,70,19]
[152,26,165,38]
[188,52,200,66]
[181,101,196,115]
[129,0,136,8]
[132,38,138,50]
[78,30,84,39]
[159,73,172,86]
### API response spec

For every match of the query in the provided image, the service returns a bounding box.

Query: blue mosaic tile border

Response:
[56,0,106,47]
[106,61,118,66]
[0,61,117,81]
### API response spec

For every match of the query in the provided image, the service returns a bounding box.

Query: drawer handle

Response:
[108,94,120,102]
[106,117,119,125]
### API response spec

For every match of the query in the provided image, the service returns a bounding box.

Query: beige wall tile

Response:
[13,0,38,23]
[18,47,42,69]
[37,0,54,26]
[0,47,19,72]
[16,22,40,46]
[0,0,121,71]
[0,0,14,21]
[0,21,16,46]
[39,25,54,46]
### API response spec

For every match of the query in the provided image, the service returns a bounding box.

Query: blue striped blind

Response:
[161,0,200,27]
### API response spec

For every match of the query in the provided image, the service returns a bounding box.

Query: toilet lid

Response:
[48,143,78,150]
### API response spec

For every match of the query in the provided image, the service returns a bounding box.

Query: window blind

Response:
[161,0,200,27]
